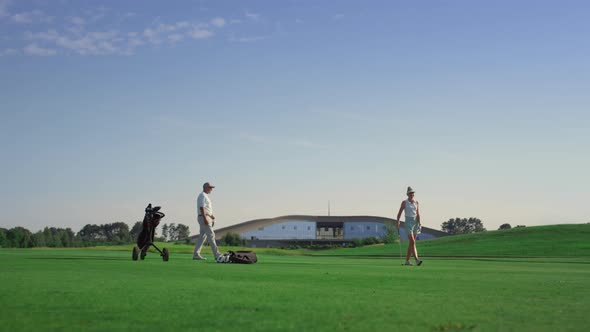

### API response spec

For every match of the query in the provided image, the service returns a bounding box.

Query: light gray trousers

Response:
[193,216,221,258]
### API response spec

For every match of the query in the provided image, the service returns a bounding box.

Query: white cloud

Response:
[127,37,143,47]
[168,33,184,43]
[333,14,345,20]
[230,35,269,43]
[308,107,374,123]
[156,115,225,132]
[240,133,328,149]
[24,43,56,56]
[69,16,85,25]
[12,10,53,24]
[143,21,213,44]
[143,27,159,43]
[123,37,143,54]
[156,23,177,33]
[245,10,260,21]
[210,17,225,28]
[144,27,166,45]
[176,21,190,28]
[8,7,252,56]
[295,18,304,24]
[28,29,128,55]
[241,133,270,144]
[87,6,109,23]
[189,27,213,39]
[0,48,18,56]
[291,139,328,149]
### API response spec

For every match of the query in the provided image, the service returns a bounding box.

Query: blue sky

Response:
[1,0,589,234]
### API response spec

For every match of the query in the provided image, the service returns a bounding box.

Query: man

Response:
[193,182,222,260]
[396,186,423,266]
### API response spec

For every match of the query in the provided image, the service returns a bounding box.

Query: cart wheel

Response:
[162,248,169,262]
[132,247,139,261]
[140,247,147,260]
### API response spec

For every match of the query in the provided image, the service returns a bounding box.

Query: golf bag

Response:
[132,204,169,262]
[229,250,257,264]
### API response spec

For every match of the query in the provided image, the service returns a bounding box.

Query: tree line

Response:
[440,218,527,234]
[441,217,486,235]
[0,222,192,248]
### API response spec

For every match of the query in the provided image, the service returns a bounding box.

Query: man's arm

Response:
[200,207,209,226]
[396,201,405,229]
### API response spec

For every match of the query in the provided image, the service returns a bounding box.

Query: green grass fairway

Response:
[1,249,589,332]
[316,224,590,257]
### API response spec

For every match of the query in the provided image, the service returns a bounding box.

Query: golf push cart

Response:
[132,204,169,262]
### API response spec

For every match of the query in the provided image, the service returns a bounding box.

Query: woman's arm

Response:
[396,201,405,229]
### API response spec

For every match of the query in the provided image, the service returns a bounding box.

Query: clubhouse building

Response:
[209,215,447,247]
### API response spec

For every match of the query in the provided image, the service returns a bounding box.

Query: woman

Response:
[396,186,423,266]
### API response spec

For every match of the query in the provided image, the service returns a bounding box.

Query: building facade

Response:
[209,215,447,247]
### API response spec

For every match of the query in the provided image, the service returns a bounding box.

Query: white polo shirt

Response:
[197,192,213,216]
[404,199,418,218]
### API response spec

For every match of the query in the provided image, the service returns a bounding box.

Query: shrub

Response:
[362,237,380,245]
[220,232,246,246]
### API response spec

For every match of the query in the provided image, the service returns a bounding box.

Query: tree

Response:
[6,227,33,248]
[41,227,56,247]
[176,224,190,242]
[50,227,62,247]
[33,231,46,247]
[162,223,169,242]
[77,224,105,245]
[37,227,75,247]
[467,217,486,233]
[0,228,8,247]
[130,222,142,242]
[103,222,130,244]
[168,223,177,241]
[441,217,486,235]
[60,228,76,247]
[499,223,512,230]
[381,221,399,244]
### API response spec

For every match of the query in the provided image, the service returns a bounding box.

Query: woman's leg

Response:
[412,233,419,260]
[406,234,414,261]
[406,234,420,260]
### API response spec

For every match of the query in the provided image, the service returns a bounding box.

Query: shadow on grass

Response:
[25,256,130,261]
[305,255,590,264]
[455,258,590,265]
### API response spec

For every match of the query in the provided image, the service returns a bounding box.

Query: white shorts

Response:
[405,217,421,235]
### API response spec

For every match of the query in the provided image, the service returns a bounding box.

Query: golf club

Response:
[398,232,404,266]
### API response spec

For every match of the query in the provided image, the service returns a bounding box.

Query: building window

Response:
[307,226,311,231]
[258,227,264,231]
[282,226,285,230]
[294,226,297,230]
[350,226,354,231]
[367,226,371,230]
